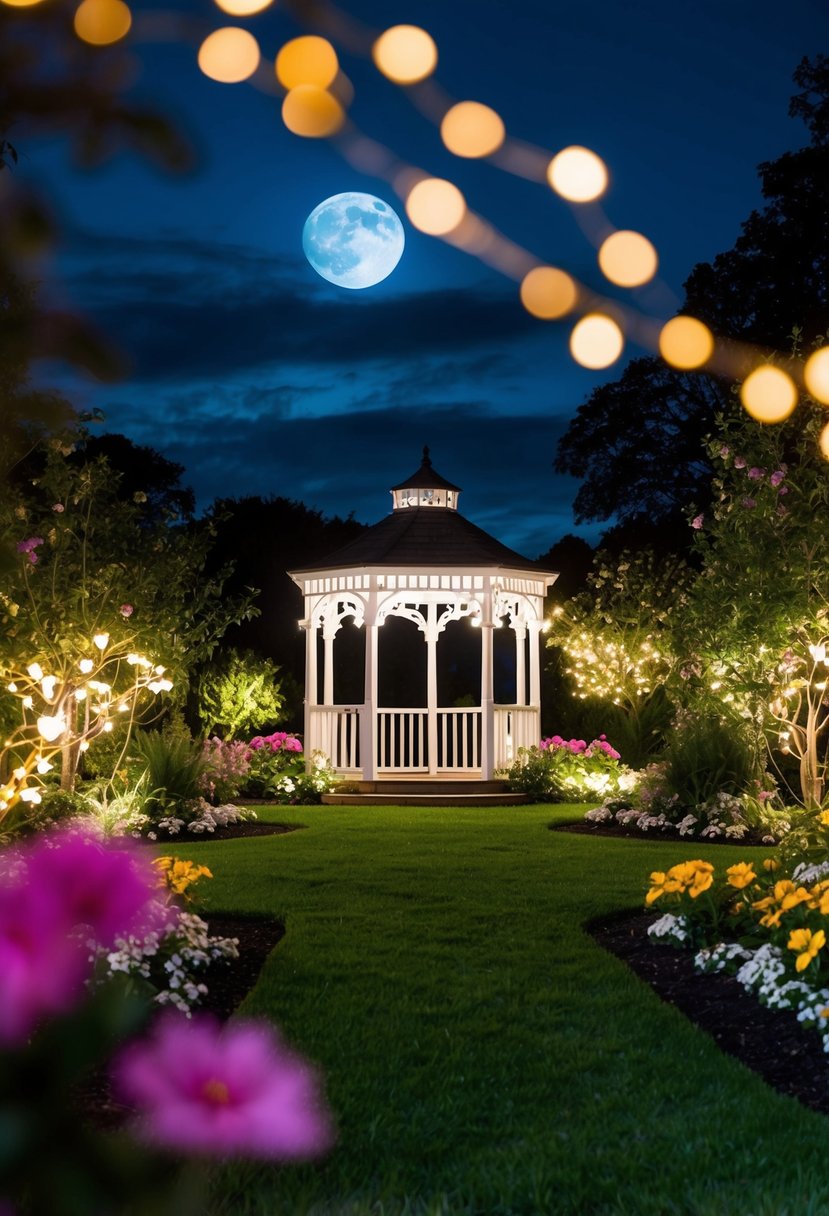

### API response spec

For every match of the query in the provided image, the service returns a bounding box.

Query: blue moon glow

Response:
[302,192,405,289]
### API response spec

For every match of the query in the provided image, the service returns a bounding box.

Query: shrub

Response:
[196,649,284,740]
[199,736,252,803]
[663,715,761,806]
[134,730,208,818]
[504,735,633,802]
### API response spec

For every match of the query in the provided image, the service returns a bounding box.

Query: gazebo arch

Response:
[289,448,558,782]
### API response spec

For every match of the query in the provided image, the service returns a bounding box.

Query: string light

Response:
[740,365,798,423]
[282,86,345,138]
[198,27,260,83]
[405,178,466,236]
[519,266,578,320]
[372,25,437,84]
[570,314,624,369]
[805,347,829,405]
[547,146,608,202]
[658,316,714,369]
[73,0,132,45]
[276,36,339,90]
[598,230,658,288]
[440,102,505,159]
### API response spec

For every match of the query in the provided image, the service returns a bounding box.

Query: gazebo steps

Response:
[322,779,527,807]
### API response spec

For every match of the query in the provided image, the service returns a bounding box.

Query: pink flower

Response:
[734,456,746,469]
[747,467,765,480]
[742,497,756,509]
[16,537,44,565]
[115,1013,334,1160]
[778,485,789,496]
[52,503,65,513]
[691,514,704,530]
[120,604,134,617]
[719,445,730,458]
[770,470,786,487]
[27,827,158,949]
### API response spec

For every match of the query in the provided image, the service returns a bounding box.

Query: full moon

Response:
[302,192,405,289]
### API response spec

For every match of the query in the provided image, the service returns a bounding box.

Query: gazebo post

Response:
[361,588,378,780]
[529,621,542,710]
[514,621,527,706]
[304,612,318,758]
[426,601,438,775]
[480,593,495,779]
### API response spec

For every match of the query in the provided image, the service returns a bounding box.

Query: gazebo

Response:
[289,448,557,790]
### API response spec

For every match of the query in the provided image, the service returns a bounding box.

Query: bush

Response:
[198,736,252,803]
[134,730,207,818]
[504,735,634,803]
[663,715,762,806]
[196,649,284,740]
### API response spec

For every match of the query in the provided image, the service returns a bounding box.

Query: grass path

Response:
[178,805,829,1216]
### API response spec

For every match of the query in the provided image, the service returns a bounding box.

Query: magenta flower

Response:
[770,470,786,487]
[719,445,730,458]
[120,604,134,617]
[16,537,44,565]
[742,497,756,509]
[778,485,789,496]
[28,828,158,949]
[691,514,704,530]
[52,503,65,513]
[115,1013,334,1160]
[734,456,746,469]
[747,467,765,480]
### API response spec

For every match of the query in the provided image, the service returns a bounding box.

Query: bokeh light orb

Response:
[658,316,714,369]
[547,146,608,203]
[820,422,829,461]
[1,0,48,7]
[282,86,345,138]
[276,36,339,90]
[805,347,829,405]
[740,365,798,423]
[74,0,132,45]
[198,27,260,83]
[520,266,578,320]
[372,25,437,84]
[214,0,273,13]
[440,101,505,159]
[405,178,466,236]
[570,314,624,369]
[598,230,658,287]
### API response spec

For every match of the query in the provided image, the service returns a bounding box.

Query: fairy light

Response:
[198,27,260,83]
[74,0,132,46]
[597,230,658,288]
[659,316,714,369]
[276,36,339,90]
[740,366,798,423]
[547,146,608,202]
[282,86,345,137]
[440,102,505,159]
[520,266,578,320]
[372,25,437,84]
[405,178,466,236]
[805,348,829,405]
[570,314,624,369]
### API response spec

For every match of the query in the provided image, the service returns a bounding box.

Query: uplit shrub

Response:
[199,735,252,803]
[504,735,634,802]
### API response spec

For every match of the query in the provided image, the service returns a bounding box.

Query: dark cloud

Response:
[61,230,540,383]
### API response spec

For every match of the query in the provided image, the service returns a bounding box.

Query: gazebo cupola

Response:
[289,450,558,783]
[391,447,461,511]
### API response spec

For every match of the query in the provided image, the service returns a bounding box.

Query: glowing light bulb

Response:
[198,27,260,83]
[570,314,624,369]
[372,25,437,84]
[405,178,466,236]
[281,86,345,137]
[6,683,17,693]
[520,266,578,320]
[37,714,65,742]
[79,658,94,674]
[74,0,132,45]
[658,316,714,369]
[740,366,798,423]
[27,662,43,681]
[440,101,505,158]
[547,146,607,202]
[214,0,273,12]
[597,230,658,288]
[93,633,109,651]
[805,347,829,405]
[276,36,338,89]
[41,675,58,701]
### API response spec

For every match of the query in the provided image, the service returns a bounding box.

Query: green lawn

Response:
[175,805,829,1216]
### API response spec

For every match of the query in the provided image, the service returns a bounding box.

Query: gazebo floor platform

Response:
[322,779,527,807]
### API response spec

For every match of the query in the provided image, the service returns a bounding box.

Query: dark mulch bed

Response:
[149,820,302,843]
[76,913,284,1128]
[590,909,829,1117]
[551,820,774,847]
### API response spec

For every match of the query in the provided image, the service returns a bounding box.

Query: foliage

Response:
[134,730,207,818]
[199,736,253,804]
[503,736,633,803]
[555,55,829,533]
[662,713,763,807]
[0,442,255,805]
[196,648,284,740]
[244,730,304,798]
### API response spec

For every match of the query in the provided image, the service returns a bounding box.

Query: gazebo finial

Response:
[422,444,431,466]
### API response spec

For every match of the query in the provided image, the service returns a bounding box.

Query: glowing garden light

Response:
[282,86,345,138]
[740,365,798,423]
[519,266,578,320]
[40,675,57,701]
[198,27,260,83]
[805,347,829,405]
[658,316,714,369]
[569,313,624,369]
[73,0,132,46]
[26,662,43,681]
[93,633,109,650]
[79,658,94,673]
[598,230,658,288]
[36,714,65,743]
[440,102,505,159]
[405,178,466,236]
[547,146,608,203]
[372,25,437,84]
[276,36,339,90]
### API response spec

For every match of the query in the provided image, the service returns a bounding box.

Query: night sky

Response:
[32,0,829,556]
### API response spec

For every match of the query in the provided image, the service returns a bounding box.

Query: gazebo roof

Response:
[390,446,461,494]
[291,450,556,578]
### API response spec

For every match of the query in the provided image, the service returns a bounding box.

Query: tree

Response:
[555,56,829,534]
[196,649,284,740]
[0,443,255,797]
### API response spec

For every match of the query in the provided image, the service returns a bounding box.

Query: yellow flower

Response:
[726,863,756,890]
[687,868,714,898]
[819,810,829,826]
[152,855,213,898]
[788,928,826,973]
[762,857,780,872]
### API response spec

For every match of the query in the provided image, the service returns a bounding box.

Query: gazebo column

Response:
[361,588,378,781]
[426,601,438,775]
[303,610,318,762]
[514,621,527,706]
[480,590,495,779]
[528,620,542,708]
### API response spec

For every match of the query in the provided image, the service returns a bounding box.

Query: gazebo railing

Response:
[308,704,361,772]
[376,708,428,771]
[436,708,481,771]
[493,705,539,769]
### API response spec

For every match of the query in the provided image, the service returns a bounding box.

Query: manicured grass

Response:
[176,805,829,1216]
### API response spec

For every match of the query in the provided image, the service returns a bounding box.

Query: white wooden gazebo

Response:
[289,448,557,783]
